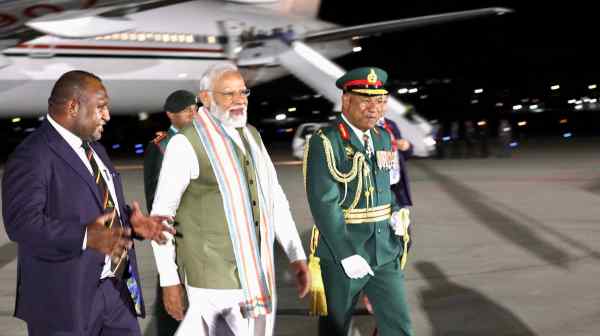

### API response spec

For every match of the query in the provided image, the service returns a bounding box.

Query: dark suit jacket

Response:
[1,120,145,332]
[384,118,413,207]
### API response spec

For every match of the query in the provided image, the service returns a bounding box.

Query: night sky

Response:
[318,0,599,88]
[251,1,600,138]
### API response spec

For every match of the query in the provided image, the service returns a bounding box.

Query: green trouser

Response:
[320,258,413,336]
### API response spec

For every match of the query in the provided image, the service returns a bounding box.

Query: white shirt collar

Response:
[46,114,84,152]
[341,113,371,141]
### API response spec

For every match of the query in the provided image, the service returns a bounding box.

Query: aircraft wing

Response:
[26,12,135,39]
[0,0,191,68]
[303,7,512,42]
[233,6,512,156]
[24,0,196,39]
[0,0,190,41]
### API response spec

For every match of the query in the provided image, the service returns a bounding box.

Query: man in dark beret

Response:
[305,67,413,336]
[144,90,198,212]
[143,89,197,334]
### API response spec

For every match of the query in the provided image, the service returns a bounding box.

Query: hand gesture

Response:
[129,201,175,243]
[397,139,411,151]
[86,212,132,261]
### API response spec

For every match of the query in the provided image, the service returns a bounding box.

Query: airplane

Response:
[0,0,512,156]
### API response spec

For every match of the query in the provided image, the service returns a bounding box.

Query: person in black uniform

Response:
[144,90,197,211]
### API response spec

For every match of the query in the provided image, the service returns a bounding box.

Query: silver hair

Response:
[198,62,240,91]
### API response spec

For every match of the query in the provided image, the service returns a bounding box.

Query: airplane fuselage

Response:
[0,0,349,116]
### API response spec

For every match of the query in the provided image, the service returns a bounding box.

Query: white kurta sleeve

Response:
[264,147,307,263]
[150,134,199,287]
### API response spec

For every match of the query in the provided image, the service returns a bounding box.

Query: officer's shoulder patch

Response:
[337,122,350,141]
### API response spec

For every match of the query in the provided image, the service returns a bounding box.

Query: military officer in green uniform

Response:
[304,67,413,336]
[143,89,197,212]
[142,89,197,335]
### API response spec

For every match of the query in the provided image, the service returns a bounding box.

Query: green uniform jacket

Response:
[143,127,177,212]
[305,116,402,267]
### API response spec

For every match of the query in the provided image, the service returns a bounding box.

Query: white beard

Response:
[210,104,247,128]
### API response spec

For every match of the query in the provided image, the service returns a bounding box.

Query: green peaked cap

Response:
[335,67,389,96]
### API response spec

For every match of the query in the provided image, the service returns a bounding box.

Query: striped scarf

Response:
[192,110,276,319]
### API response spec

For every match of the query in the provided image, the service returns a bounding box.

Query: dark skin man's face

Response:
[71,79,110,141]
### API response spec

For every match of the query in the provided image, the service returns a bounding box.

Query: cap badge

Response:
[367,69,377,85]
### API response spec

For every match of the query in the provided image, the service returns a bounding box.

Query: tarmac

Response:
[1,137,600,336]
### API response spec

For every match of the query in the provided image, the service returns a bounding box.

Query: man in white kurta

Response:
[151,63,309,336]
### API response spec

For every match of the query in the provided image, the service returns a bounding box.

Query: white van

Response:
[291,122,331,160]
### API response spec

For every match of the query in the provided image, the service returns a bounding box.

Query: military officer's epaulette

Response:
[337,122,350,142]
[151,131,168,145]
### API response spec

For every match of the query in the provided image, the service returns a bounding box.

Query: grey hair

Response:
[198,62,240,91]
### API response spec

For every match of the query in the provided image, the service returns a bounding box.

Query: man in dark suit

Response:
[1,70,173,336]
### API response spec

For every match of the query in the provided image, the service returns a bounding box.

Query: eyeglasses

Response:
[355,95,387,108]
[211,89,251,100]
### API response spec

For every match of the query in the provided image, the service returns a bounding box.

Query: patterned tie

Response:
[82,141,143,315]
[363,133,372,158]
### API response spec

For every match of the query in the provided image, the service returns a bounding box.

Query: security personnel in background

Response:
[497,118,512,158]
[144,90,197,211]
[143,89,197,335]
[304,67,413,336]
[377,107,413,211]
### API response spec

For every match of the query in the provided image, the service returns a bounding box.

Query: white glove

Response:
[391,208,410,237]
[341,255,374,279]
